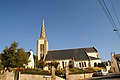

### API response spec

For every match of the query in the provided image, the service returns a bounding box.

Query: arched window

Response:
[62,61,64,69]
[84,62,86,67]
[69,61,73,68]
[94,62,97,67]
[79,62,81,67]
[82,62,84,67]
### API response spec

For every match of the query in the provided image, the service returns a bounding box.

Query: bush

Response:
[47,61,59,69]
[69,68,94,74]
[84,68,94,73]
[69,68,84,74]
[21,68,51,75]
[92,67,105,71]
[97,62,106,69]
[55,69,64,76]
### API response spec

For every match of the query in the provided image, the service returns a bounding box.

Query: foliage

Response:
[0,54,3,69]
[36,60,46,69]
[1,42,28,69]
[69,68,83,74]
[92,67,105,71]
[21,68,51,75]
[69,68,94,74]
[84,68,95,73]
[55,69,64,76]
[97,62,106,69]
[47,61,59,68]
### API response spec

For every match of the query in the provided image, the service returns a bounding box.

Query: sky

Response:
[0,0,120,61]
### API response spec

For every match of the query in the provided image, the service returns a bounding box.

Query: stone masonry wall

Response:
[20,74,51,80]
[0,71,14,80]
[69,73,93,80]
[0,72,92,80]
[20,74,65,80]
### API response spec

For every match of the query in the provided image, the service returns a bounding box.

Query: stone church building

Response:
[36,19,101,69]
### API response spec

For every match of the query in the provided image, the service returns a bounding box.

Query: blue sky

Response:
[0,0,120,61]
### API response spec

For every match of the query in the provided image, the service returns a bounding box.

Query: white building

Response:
[45,47,101,69]
[25,49,34,68]
[36,19,101,69]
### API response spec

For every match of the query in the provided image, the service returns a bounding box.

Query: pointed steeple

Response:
[40,19,46,38]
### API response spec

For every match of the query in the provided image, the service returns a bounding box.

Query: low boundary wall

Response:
[69,73,93,80]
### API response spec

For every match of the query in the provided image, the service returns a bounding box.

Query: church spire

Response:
[37,19,48,61]
[40,19,46,38]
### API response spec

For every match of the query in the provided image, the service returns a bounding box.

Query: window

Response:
[40,44,44,53]
[69,61,73,68]
[84,62,86,67]
[94,62,97,67]
[82,62,84,67]
[62,61,64,69]
[79,62,81,67]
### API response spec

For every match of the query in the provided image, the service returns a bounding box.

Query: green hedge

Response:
[55,69,65,76]
[21,68,51,75]
[69,68,94,74]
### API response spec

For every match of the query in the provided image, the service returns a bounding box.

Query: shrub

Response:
[92,67,105,71]
[55,69,64,76]
[69,68,84,74]
[47,61,59,69]
[21,68,51,75]
[69,68,94,74]
[84,68,94,73]
[97,62,106,69]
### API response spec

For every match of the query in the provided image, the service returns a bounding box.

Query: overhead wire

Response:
[110,0,120,28]
[98,0,120,40]
[97,0,114,28]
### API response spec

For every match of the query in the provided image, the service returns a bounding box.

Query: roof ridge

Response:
[48,46,96,52]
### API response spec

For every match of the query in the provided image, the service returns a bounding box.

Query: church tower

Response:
[37,19,48,61]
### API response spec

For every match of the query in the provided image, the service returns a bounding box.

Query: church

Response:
[36,19,101,69]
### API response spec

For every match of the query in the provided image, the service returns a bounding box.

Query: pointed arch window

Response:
[84,62,86,67]
[40,44,44,53]
[82,62,84,67]
[79,62,81,67]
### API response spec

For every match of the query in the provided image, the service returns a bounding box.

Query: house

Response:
[111,53,120,72]
[25,49,34,68]
[36,19,101,69]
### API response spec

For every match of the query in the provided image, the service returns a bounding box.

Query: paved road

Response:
[88,73,120,80]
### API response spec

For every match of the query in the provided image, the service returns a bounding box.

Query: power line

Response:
[110,0,120,27]
[98,0,120,40]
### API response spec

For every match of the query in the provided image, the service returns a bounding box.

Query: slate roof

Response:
[79,47,98,53]
[89,56,101,60]
[45,48,93,61]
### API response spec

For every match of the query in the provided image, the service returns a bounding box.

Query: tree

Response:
[37,60,46,69]
[48,61,59,69]
[1,42,28,69]
[0,54,3,69]
[15,48,28,67]
[97,62,106,69]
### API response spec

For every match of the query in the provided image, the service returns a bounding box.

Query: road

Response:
[88,73,120,80]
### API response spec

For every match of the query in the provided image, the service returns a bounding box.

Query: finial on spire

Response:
[40,19,46,38]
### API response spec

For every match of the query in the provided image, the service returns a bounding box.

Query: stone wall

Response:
[20,74,51,80]
[0,72,92,80]
[20,74,65,80]
[0,71,14,80]
[0,72,65,80]
[0,75,3,80]
[69,73,93,80]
